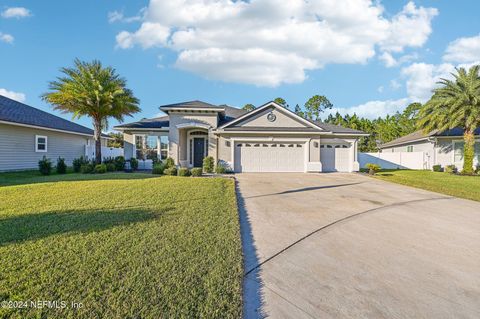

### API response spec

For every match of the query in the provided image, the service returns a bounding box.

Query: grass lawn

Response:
[0,172,242,318]
[373,170,480,202]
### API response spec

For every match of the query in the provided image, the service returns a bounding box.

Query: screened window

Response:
[35,135,47,152]
[135,135,168,160]
[160,136,168,160]
[454,141,480,162]
[406,145,414,152]
[454,142,464,163]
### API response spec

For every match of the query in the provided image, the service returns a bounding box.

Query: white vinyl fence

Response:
[359,152,429,170]
[86,146,124,160]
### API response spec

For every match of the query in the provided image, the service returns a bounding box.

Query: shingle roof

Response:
[379,127,480,148]
[314,122,365,134]
[219,105,248,126]
[0,95,103,136]
[114,116,169,129]
[160,100,224,110]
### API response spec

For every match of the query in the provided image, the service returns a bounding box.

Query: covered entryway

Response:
[320,143,351,172]
[234,142,305,172]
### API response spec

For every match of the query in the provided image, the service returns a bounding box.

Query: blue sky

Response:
[1,0,480,130]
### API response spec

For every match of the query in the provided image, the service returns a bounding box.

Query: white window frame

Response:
[35,135,48,152]
[407,145,414,152]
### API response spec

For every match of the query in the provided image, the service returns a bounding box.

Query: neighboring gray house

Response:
[0,95,108,171]
[114,100,367,173]
[379,128,480,169]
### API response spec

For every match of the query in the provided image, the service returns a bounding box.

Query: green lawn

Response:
[0,172,242,318]
[374,170,480,202]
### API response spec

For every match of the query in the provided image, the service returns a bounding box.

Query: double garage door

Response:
[234,142,305,172]
[233,141,352,173]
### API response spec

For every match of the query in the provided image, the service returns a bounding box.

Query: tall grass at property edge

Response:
[374,170,480,202]
[0,173,242,318]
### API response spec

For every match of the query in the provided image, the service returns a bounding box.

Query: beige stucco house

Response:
[114,101,367,173]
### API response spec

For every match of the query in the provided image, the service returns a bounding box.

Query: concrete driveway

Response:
[236,173,480,319]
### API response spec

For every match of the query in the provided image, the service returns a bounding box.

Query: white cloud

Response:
[0,88,26,102]
[379,52,398,67]
[0,32,14,43]
[116,22,169,49]
[443,34,480,63]
[1,7,31,19]
[379,51,418,67]
[108,9,144,24]
[328,98,409,119]
[390,79,401,90]
[115,0,437,86]
[380,2,437,53]
[401,62,456,102]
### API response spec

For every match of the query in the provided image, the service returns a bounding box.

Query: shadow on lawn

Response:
[0,207,168,246]
[235,182,266,319]
[0,171,156,187]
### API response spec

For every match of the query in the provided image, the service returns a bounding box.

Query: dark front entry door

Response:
[193,138,205,167]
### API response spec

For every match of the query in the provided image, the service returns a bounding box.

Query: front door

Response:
[193,138,205,167]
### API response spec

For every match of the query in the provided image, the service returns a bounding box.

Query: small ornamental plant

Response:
[365,163,381,175]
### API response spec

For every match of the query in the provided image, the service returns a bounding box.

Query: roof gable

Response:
[219,101,324,131]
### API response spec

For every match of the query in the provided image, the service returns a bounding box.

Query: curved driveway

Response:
[236,173,480,319]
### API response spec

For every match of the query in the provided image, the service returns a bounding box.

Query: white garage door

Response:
[320,144,351,172]
[234,142,305,172]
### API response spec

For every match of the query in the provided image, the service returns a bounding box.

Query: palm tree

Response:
[418,65,480,174]
[42,59,140,164]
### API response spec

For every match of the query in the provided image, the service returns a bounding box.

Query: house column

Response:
[352,139,360,172]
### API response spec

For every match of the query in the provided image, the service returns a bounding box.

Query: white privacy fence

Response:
[86,146,124,160]
[359,152,429,170]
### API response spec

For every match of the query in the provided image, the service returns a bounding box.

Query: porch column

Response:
[208,130,217,163]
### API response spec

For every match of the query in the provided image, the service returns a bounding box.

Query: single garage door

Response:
[320,144,351,172]
[234,142,305,172]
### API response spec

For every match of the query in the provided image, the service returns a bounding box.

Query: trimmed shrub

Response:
[445,165,457,174]
[129,158,139,170]
[191,167,203,177]
[38,156,52,175]
[80,163,95,174]
[164,167,177,176]
[114,156,125,171]
[215,164,227,174]
[152,163,165,175]
[95,164,107,174]
[432,164,443,172]
[365,163,381,175]
[103,157,115,165]
[203,156,214,173]
[178,168,191,177]
[72,156,89,173]
[164,157,175,169]
[56,157,67,174]
[106,163,116,172]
